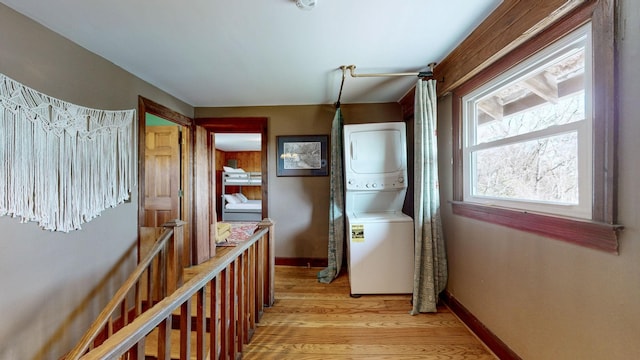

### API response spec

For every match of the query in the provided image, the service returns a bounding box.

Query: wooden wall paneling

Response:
[435,0,587,96]
[215,149,226,170]
[225,151,261,172]
[226,151,262,200]
[399,0,589,109]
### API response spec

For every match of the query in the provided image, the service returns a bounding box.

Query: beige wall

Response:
[6,0,635,358]
[0,4,193,359]
[196,104,403,259]
[0,3,401,357]
[439,0,640,358]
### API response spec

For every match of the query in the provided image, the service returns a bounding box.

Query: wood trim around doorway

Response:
[138,96,195,264]
[195,117,269,220]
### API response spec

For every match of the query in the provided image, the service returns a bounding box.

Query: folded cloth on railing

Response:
[216,222,232,243]
[216,229,231,243]
[217,221,231,233]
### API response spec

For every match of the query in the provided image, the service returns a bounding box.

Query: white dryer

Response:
[343,122,414,295]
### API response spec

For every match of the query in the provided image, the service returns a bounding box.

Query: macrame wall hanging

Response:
[0,73,135,232]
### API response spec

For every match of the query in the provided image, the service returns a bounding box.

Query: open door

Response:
[143,125,181,227]
[139,97,197,267]
[193,125,213,264]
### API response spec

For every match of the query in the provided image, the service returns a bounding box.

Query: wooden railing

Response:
[74,218,275,360]
[66,220,188,360]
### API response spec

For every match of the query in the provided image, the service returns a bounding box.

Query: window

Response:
[450,2,621,253]
[462,24,592,219]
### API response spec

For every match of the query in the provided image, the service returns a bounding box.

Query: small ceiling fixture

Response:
[296,0,317,11]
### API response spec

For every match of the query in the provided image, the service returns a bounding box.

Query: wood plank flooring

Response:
[242,266,496,360]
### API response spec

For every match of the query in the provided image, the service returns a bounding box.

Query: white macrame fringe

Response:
[0,73,135,232]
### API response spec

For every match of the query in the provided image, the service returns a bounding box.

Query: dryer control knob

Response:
[398,177,405,183]
[365,183,371,188]
[372,183,378,188]
[348,179,354,185]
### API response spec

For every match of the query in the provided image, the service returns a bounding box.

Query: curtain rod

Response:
[344,63,436,78]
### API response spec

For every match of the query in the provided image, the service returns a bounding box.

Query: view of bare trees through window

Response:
[469,47,586,205]
[474,131,579,204]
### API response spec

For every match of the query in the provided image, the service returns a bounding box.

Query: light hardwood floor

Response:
[242,266,496,360]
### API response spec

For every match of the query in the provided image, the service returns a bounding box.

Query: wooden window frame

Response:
[450,1,622,254]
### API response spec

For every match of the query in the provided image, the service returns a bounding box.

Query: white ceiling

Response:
[215,133,261,152]
[0,0,501,107]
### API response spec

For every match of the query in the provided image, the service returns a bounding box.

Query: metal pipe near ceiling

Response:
[344,63,436,78]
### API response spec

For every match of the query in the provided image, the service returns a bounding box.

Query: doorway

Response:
[138,96,194,265]
[214,133,262,221]
[195,117,269,221]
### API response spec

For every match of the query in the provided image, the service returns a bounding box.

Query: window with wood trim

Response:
[463,23,592,219]
[451,2,621,253]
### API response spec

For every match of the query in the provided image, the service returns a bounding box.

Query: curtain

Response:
[0,73,134,232]
[317,107,345,283]
[411,79,448,314]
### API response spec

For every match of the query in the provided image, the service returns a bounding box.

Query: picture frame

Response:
[276,135,329,176]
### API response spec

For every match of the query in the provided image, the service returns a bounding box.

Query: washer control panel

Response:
[346,176,406,190]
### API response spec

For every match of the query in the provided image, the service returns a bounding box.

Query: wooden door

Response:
[144,125,181,227]
[193,125,212,264]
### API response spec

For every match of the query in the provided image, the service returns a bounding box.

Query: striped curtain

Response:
[317,107,345,283]
[411,79,448,314]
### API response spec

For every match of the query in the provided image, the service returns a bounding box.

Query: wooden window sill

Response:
[450,201,623,254]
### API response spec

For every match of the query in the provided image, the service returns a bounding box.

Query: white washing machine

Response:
[346,204,414,295]
[343,122,414,295]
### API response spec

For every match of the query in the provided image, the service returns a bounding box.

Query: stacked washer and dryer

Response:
[343,122,414,295]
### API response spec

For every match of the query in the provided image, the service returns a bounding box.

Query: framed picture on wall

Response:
[276,135,328,176]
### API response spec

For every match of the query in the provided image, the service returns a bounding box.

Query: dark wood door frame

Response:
[195,117,269,220]
[138,96,195,264]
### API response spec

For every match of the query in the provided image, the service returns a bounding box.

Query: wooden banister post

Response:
[258,218,275,307]
[162,219,187,293]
